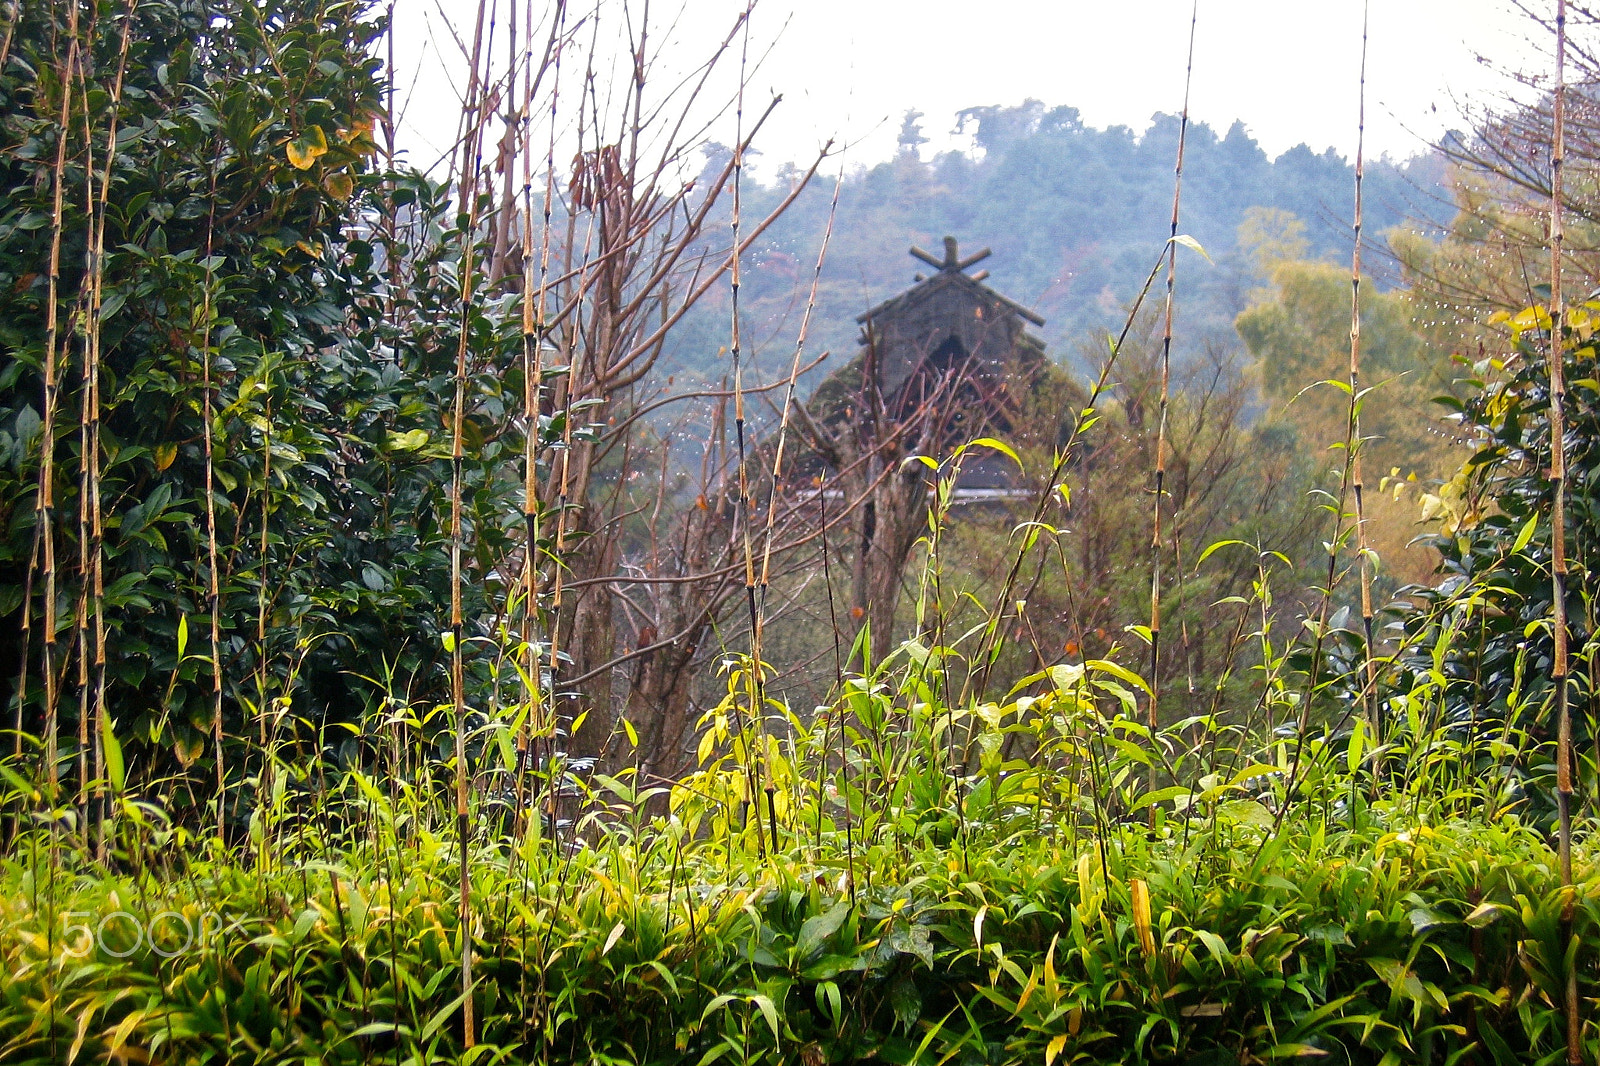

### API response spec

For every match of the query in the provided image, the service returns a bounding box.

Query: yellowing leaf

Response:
[286,140,316,169]
[154,442,178,471]
[339,116,374,144]
[1131,878,1155,956]
[323,170,354,200]
[601,919,625,956]
[1169,233,1212,262]
[1510,305,1553,334]
[286,126,328,170]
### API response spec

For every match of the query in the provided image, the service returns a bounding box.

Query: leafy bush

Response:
[1,782,1593,1064]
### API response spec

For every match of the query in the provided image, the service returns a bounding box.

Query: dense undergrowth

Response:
[2,781,1595,1064]
[2,641,1598,1064]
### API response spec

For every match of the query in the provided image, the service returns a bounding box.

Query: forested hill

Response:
[668,101,1447,386]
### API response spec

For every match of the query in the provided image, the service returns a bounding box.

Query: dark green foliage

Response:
[1387,308,1600,824]
[0,0,542,796]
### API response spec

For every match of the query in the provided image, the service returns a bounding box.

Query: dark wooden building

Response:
[808,236,1047,499]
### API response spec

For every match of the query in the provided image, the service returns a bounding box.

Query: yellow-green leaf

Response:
[323,170,354,200]
[1511,513,1538,555]
[286,126,328,170]
[1169,233,1212,262]
[602,919,625,956]
[1086,658,1152,697]
[1130,878,1155,956]
[101,713,124,793]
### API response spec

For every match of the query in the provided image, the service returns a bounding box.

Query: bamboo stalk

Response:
[199,179,225,829]
[85,0,136,857]
[1273,8,1383,822]
[964,248,1168,706]
[1546,6,1581,1064]
[0,0,19,73]
[545,181,592,794]
[1549,0,1573,893]
[39,0,82,811]
[75,40,99,839]
[752,159,841,854]
[758,162,840,607]
[514,11,548,1036]
[36,10,80,1057]
[1348,1,1379,760]
[255,386,272,865]
[1145,0,1198,817]
[724,1,770,855]
[449,0,492,1047]
[516,0,565,840]
[516,0,540,838]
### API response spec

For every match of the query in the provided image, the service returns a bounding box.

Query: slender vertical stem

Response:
[449,0,491,1048]
[1549,0,1573,891]
[255,387,272,866]
[759,163,841,597]
[753,161,842,853]
[513,10,548,1041]
[1269,9,1380,831]
[1146,0,1198,817]
[75,51,98,841]
[81,1,137,858]
[1546,6,1581,1064]
[36,11,80,1056]
[725,1,767,853]
[547,82,599,804]
[39,0,82,811]
[515,0,540,836]
[1348,1,1379,759]
[199,176,224,830]
[525,2,567,831]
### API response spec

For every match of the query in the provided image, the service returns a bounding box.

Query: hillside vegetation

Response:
[0,1,1594,1064]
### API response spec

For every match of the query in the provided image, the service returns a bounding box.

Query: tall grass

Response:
[1,603,1595,1063]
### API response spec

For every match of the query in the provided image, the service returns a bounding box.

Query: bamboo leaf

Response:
[102,714,125,794]
[1465,901,1511,928]
[1131,878,1155,956]
[1196,538,1248,566]
[602,919,625,957]
[1087,658,1151,696]
[748,994,781,1042]
[797,901,850,960]
[1511,513,1539,554]
[1169,233,1212,262]
[961,437,1022,469]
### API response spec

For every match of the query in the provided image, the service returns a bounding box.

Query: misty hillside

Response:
[666,101,1447,387]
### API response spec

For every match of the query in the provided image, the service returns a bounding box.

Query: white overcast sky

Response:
[390,0,1551,176]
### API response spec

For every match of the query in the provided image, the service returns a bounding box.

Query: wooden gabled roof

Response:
[856,237,1045,328]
